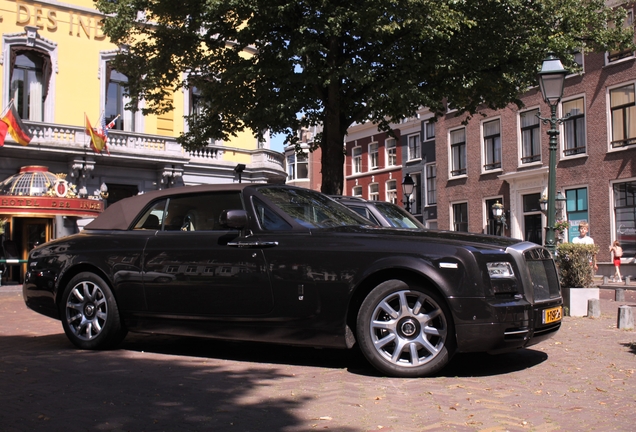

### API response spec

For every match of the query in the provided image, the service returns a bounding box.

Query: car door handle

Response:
[227,241,278,248]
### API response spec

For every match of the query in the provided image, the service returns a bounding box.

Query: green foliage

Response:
[95,0,635,193]
[555,243,599,288]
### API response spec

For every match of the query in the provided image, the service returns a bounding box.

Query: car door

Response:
[141,191,274,316]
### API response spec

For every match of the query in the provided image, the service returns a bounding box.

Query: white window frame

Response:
[518,108,541,166]
[369,183,379,201]
[352,185,362,197]
[606,8,634,65]
[369,142,379,170]
[2,31,58,123]
[561,95,587,157]
[608,81,636,150]
[424,120,435,141]
[352,146,362,174]
[407,133,421,161]
[481,118,502,173]
[385,138,397,167]
[100,51,144,133]
[449,128,467,178]
[425,162,436,206]
[386,180,397,204]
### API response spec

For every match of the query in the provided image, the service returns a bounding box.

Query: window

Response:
[425,121,435,140]
[134,192,243,231]
[408,134,420,160]
[352,147,362,173]
[386,180,397,204]
[613,180,636,257]
[369,143,379,169]
[566,187,589,242]
[287,153,308,180]
[608,9,634,63]
[483,119,501,171]
[450,128,467,176]
[426,163,436,205]
[190,86,203,118]
[369,183,379,201]
[452,202,468,232]
[520,109,541,163]
[105,65,136,131]
[9,46,56,122]
[563,98,586,155]
[352,186,362,197]
[610,84,636,148]
[385,138,397,167]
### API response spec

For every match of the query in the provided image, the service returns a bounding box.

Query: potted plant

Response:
[555,243,600,317]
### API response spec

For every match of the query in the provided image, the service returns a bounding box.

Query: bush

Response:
[555,243,599,288]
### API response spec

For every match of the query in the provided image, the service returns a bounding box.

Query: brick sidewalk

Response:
[1,289,634,431]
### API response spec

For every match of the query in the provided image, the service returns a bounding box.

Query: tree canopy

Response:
[96,0,633,194]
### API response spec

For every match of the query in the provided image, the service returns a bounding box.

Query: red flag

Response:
[85,114,108,154]
[0,120,8,147]
[1,103,33,146]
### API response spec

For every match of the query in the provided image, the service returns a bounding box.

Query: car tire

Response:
[356,279,455,377]
[60,272,127,350]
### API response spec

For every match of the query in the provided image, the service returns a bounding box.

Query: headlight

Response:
[487,262,514,278]
[486,262,518,296]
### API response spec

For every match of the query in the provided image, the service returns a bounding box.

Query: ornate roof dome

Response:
[0,166,60,196]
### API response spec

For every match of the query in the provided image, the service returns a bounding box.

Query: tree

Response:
[96,0,633,194]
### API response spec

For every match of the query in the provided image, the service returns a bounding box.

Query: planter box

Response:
[563,288,599,317]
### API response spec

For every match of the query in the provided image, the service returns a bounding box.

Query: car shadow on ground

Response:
[121,333,548,378]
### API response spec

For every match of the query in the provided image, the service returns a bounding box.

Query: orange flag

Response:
[85,114,108,154]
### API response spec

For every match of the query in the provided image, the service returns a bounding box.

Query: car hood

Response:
[315,225,522,250]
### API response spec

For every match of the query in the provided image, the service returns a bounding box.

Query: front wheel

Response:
[60,272,127,349]
[356,280,455,377]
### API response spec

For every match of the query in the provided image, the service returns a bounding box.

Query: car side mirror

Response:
[219,209,248,229]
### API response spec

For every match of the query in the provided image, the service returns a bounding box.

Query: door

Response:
[140,191,274,316]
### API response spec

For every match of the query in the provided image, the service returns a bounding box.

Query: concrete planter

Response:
[563,287,599,317]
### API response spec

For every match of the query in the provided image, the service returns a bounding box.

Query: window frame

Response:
[386,180,397,204]
[452,201,468,232]
[369,142,379,170]
[482,118,502,172]
[609,82,636,149]
[385,138,397,167]
[369,183,379,201]
[407,133,421,161]
[449,128,467,177]
[562,96,587,157]
[425,162,436,206]
[607,8,634,64]
[519,108,541,165]
[352,146,362,174]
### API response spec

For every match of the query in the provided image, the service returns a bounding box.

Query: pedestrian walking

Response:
[609,240,623,282]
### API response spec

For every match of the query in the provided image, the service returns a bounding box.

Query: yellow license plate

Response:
[543,306,562,324]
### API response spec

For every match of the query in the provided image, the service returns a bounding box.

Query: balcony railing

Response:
[21,121,284,171]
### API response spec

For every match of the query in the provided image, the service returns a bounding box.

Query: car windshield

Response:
[257,186,372,229]
[374,202,426,229]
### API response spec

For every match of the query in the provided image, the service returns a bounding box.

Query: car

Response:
[23,183,563,377]
[330,196,425,229]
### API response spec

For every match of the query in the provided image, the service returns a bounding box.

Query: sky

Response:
[270,134,287,153]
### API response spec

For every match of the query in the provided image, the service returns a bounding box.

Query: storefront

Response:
[0,166,104,284]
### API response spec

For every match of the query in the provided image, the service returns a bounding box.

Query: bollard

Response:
[587,298,601,318]
[603,275,609,285]
[617,306,634,330]
[626,276,631,285]
[615,289,625,302]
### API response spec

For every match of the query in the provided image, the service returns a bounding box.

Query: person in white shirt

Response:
[572,221,597,271]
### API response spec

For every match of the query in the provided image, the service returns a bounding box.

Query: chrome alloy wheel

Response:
[369,289,448,368]
[65,281,108,341]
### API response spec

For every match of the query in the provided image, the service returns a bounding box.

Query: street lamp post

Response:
[402,173,414,213]
[537,54,568,255]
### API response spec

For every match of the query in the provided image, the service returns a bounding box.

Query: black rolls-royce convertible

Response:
[23,184,563,377]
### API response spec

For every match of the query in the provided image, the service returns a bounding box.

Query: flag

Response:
[0,120,8,147]
[1,102,33,146]
[85,114,108,154]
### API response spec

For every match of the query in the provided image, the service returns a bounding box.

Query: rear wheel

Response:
[357,279,455,377]
[60,272,127,349]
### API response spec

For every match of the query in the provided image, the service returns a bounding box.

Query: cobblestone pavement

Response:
[0,285,634,432]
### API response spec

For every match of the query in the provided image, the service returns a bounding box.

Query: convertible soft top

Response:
[85,183,251,230]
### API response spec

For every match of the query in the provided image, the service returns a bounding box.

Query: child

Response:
[609,240,623,282]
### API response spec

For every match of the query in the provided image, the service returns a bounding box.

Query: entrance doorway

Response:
[2,218,52,284]
[523,193,543,246]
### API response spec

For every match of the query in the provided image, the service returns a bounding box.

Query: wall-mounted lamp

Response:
[402,173,414,213]
[491,200,508,231]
